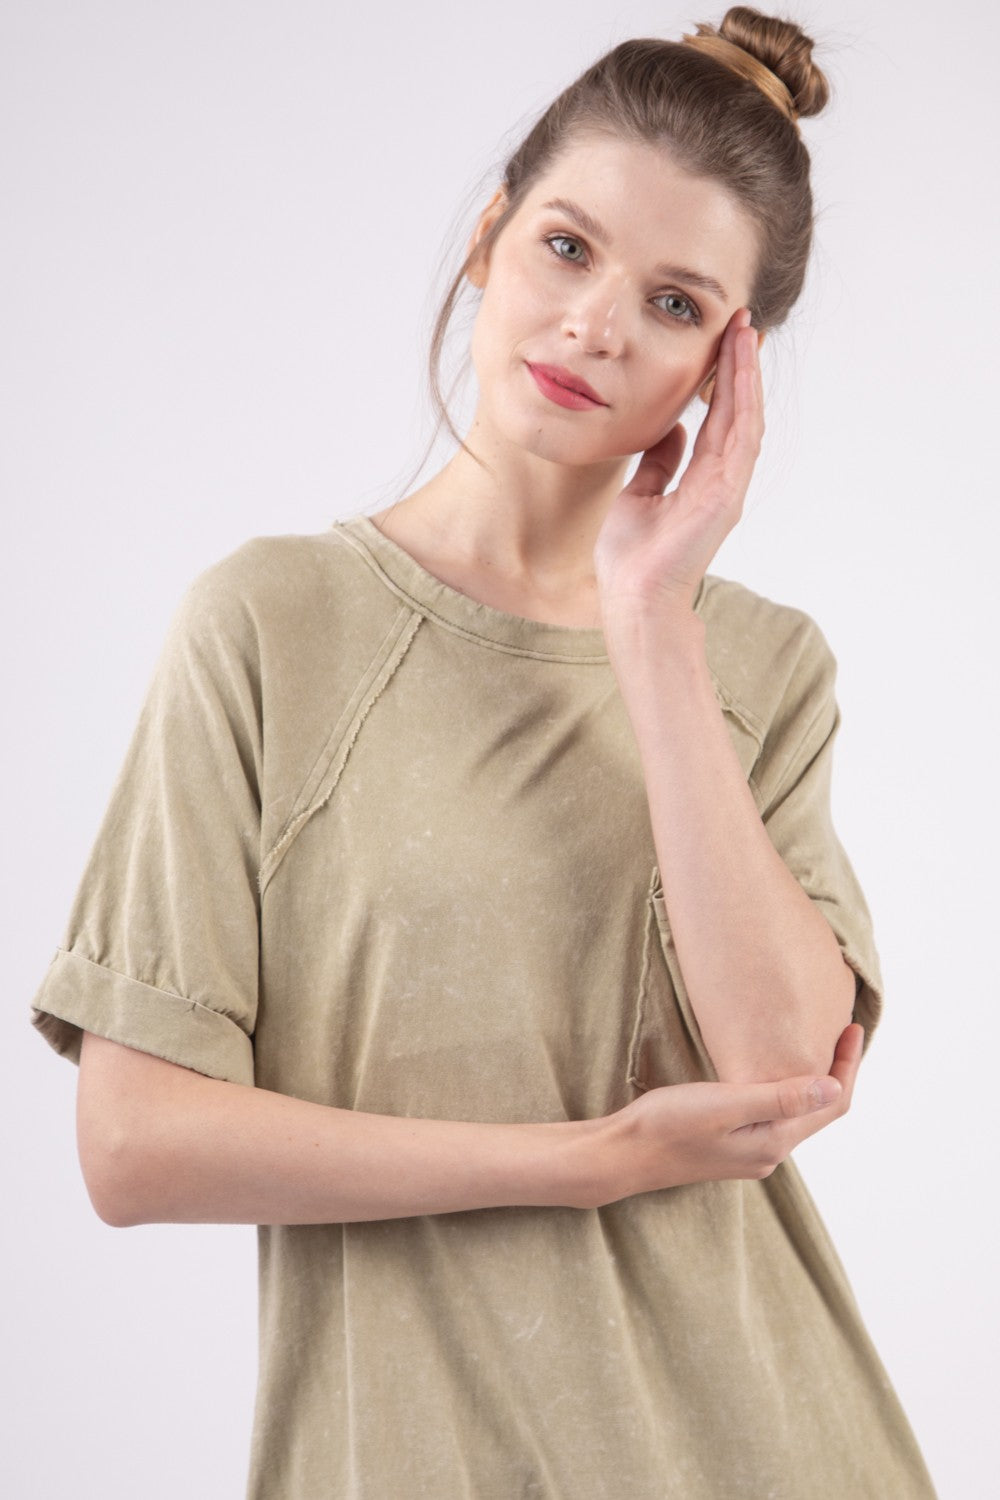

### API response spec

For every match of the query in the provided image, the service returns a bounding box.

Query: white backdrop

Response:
[3,2,997,1496]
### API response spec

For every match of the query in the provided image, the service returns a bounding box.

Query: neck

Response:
[385,411,632,595]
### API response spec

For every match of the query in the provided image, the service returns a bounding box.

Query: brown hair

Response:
[426,7,830,452]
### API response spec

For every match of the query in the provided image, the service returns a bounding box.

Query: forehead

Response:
[520,134,758,301]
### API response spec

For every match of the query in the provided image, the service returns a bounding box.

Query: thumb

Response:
[732,1073,842,1130]
[623,423,687,498]
[773,1074,843,1119]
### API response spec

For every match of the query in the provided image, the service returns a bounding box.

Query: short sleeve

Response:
[752,622,884,1048]
[30,560,263,1084]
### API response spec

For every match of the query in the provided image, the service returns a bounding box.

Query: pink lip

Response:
[526,362,607,410]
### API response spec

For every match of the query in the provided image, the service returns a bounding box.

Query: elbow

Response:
[86,1185,143,1231]
[711,978,858,1087]
[716,1045,840,1088]
[78,1118,155,1228]
[713,1031,852,1088]
[76,1031,192,1227]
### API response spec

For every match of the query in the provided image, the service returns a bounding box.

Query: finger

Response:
[694,308,748,458]
[711,324,764,503]
[726,1070,843,1135]
[622,422,687,498]
[751,1024,865,1128]
[828,1022,865,1110]
[732,323,764,444]
[764,1024,867,1154]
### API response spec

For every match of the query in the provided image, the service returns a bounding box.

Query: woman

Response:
[31,8,937,1497]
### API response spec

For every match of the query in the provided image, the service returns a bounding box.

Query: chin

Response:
[532,433,628,470]
[484,402,629,470]
[530,422,653,469]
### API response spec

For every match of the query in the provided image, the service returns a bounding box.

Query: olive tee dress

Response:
[31,515,937,1499]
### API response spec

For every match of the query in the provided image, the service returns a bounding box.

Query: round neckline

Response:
[334,514,613,661]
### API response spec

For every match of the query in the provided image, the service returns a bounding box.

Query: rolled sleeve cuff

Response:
[30,948,255,1085]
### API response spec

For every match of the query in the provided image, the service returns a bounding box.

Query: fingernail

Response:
[809,1078,841,1109]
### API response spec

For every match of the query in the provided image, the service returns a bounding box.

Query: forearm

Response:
[77,1033,604,1226]
[607,610,856,1084]
[77,1029,861,1226]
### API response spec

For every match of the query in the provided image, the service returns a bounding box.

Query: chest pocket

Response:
[626,868,717,1089]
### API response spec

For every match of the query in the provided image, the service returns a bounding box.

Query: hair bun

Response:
[717,5,829,118]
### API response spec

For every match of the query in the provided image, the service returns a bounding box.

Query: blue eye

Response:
[654,291,699,325]
[545,234,587,264]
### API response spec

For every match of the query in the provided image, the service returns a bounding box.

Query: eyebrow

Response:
[540,196,730,305]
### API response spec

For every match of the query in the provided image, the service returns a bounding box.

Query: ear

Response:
[698,328,767,405]
[465,187,509,290]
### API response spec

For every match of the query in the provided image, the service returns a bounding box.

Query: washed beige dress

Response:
[32,516,937,1499]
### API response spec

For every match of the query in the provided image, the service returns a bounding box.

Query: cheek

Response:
[480,258,562,344]
[623,360,706,435]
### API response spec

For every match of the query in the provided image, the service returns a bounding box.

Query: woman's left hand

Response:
[594,307,763,624]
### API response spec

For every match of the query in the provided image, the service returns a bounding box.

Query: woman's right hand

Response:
[588,1022,864,1208]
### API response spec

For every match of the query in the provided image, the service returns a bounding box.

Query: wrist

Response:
[601,601,706,663]
[603,609,711,722]
[556,1110,638,1211]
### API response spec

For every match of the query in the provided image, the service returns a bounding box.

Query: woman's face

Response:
[467,135,761,466]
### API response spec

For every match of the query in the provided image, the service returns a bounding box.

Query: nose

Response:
[560,278,627,357]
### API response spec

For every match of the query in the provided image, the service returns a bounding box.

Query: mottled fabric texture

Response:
[32,516,936,1499]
